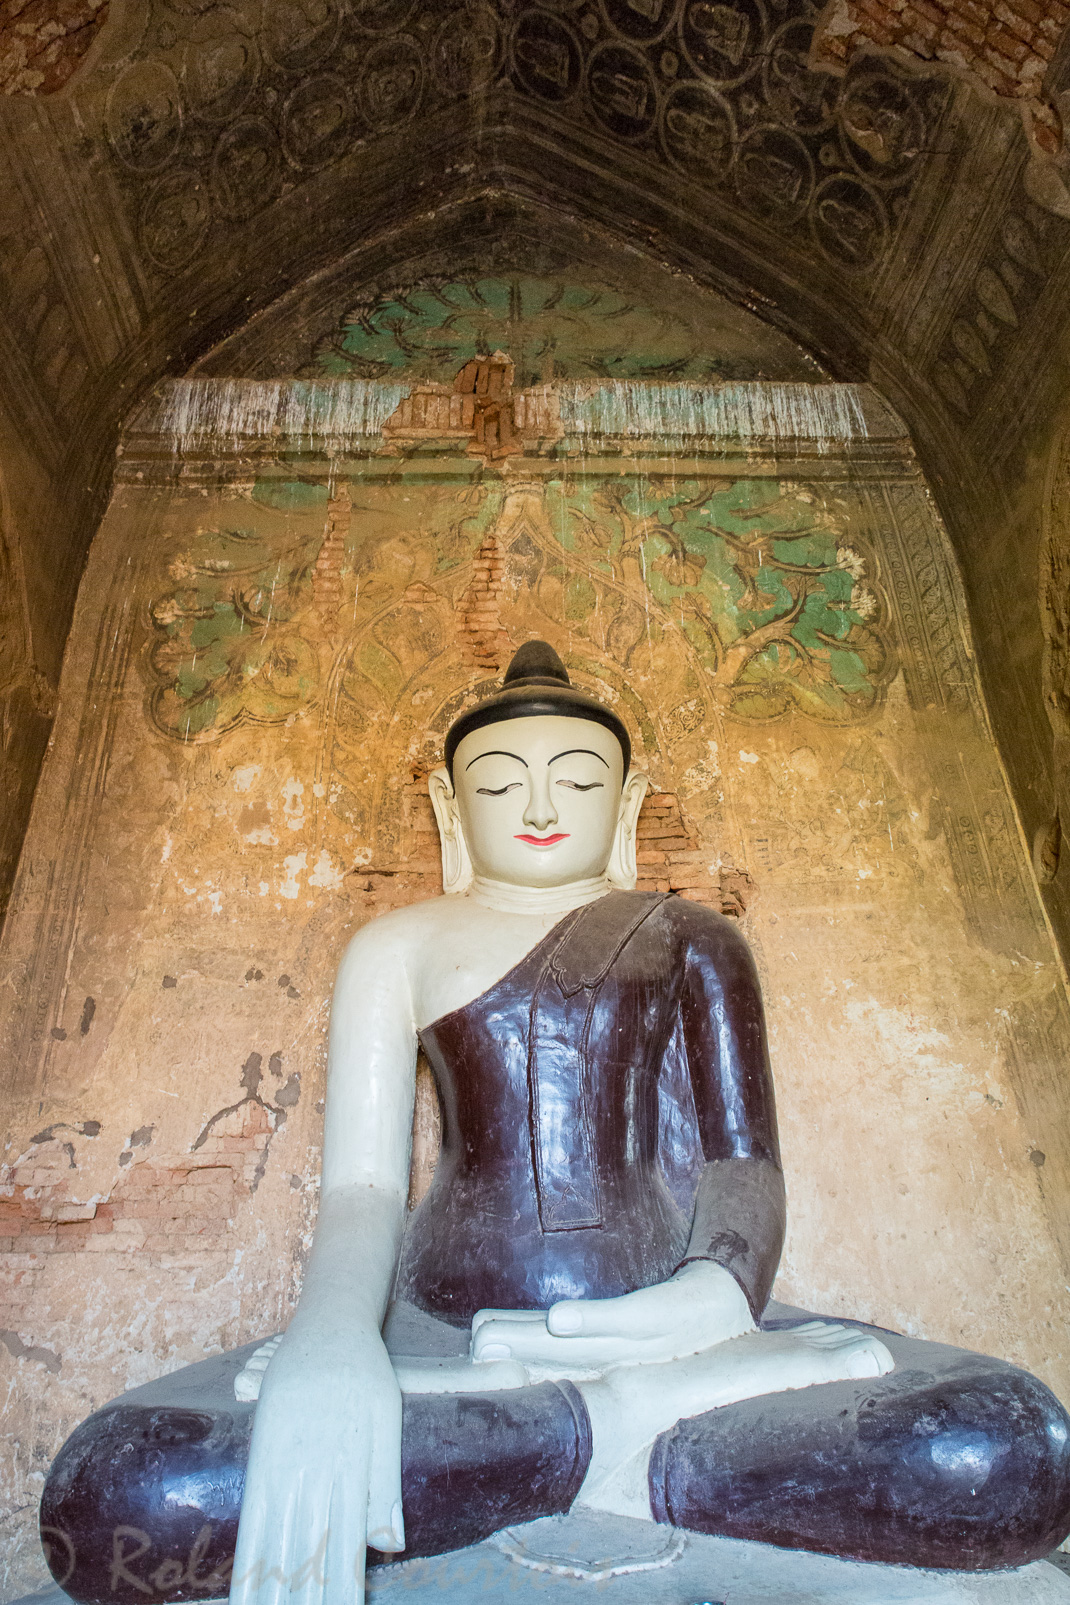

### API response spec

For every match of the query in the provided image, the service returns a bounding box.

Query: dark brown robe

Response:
[397,890,786,1325]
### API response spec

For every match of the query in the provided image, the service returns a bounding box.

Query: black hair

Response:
[444,641,631,780]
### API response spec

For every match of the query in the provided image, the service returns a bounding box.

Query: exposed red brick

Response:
[1003,0,1045,23]
[815,0,1070,149]
[0,0,109,95]
[456,534,510,671]
[943,15,989,48]
[993,0,1037,39]
[312,484,350,625]
[985,24,1033,64]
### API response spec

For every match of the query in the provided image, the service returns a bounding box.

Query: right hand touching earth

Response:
[229,1320,404,1605]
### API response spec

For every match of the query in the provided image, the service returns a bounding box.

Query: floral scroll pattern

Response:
[145,473,890,756]
[315,275,746,385]
[147,481,327,740]
[549,478,890,723]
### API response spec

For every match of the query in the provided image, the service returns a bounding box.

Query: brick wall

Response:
[0,1,110,96]
[816,0,1069,149]
[0,1072,295,1318]
[457,534,511,670]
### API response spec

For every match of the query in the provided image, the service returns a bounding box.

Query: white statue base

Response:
[16,1524,1070,1605]
[364,1513,1070,1604]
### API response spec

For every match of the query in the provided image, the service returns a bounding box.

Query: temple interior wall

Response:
[2,331,1070,1590]
[0,6,1069,1596]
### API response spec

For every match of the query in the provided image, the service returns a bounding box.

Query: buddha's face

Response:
[449,715,630,888]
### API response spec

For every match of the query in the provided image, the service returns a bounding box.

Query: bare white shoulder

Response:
[335,894,456,968]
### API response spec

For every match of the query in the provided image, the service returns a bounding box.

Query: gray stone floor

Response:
[12,1516,1070,1605]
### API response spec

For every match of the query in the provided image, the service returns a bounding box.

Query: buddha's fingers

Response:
[473,1314,640,1369]
[325,1475,369,1605]
[366,1385,405,1555]
[230,1476,304,1605]
[284,1473,336,1605]
[271,1466,373,1605]
[470,1308,547,1337]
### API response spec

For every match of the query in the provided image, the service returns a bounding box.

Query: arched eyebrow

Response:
[465,749,529,771]
[549,748,610,768]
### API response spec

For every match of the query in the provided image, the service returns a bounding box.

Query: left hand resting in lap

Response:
[470,1260,754,1373]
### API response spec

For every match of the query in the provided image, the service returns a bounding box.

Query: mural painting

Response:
[1,357,1069,1588]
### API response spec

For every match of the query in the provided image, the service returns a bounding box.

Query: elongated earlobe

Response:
[428,767,474,895]
[607,770,649,890]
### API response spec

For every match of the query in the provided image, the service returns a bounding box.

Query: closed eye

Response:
[476,782,523,796]
[556,780,604,791]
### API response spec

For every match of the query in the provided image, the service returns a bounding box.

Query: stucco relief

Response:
[932,202,1070,419]
[73,1,946,284]
[146,478,330,741]
[145,466,894,884]
[315,275,756,384]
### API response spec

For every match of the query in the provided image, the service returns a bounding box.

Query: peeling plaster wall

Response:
[2,380,1070,1592]
[814,0,1067,147]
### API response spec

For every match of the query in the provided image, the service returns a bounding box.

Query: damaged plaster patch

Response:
[307,849,344,892]
[118,1124,155,1167]
[282,777,305,831]
[0,1331,60,1374]
[192,1052,300,1190]
[30,1120,101,1144]
[279,852,306,900]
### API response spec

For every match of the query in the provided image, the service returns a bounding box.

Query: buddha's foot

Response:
[391,1355,531,1393]
[575,1320,895,1521]
[234,1333,283,1401]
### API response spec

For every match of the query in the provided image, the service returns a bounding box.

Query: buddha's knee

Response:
[650,1353,1070,1569]
[40,1365,593,1604]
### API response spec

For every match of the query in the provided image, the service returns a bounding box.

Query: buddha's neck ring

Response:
[465,874,613,915]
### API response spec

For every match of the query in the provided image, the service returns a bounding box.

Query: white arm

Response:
[230,918,418,1605]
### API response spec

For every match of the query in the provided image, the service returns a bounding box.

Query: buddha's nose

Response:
[523,773,558,831]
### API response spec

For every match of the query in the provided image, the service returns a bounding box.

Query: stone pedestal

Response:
[18,1513,1070,1605]
[367,1513,1070,1604]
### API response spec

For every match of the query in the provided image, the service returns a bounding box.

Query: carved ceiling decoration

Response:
[813,0,1067,152]
[931,198,1070,418]
[87,0,947,285]
[0,0,1063,466]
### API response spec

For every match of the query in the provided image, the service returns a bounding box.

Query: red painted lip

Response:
[514,833,570,845]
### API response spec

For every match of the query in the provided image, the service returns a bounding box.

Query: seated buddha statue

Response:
[42,642,1070,1603]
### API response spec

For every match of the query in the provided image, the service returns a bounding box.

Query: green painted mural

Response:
[547,478,888,723]
[313,276,764,385]
[146,472,890,747]
[148,481,327,740]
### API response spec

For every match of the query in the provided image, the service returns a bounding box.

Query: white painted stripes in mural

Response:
[558,382,871,443]
[133,377,877,451]
[141,378,410,450]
